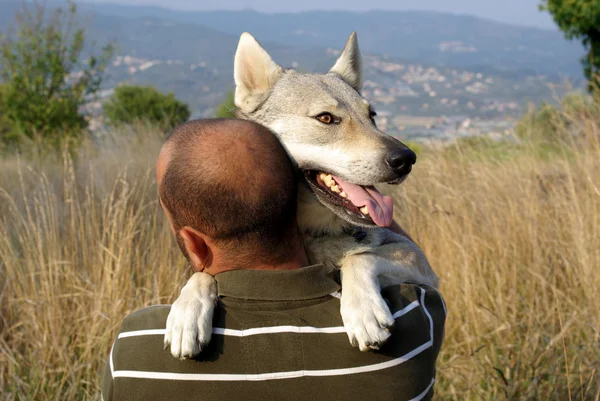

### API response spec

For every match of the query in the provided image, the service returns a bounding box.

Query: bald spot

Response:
[158,119,298,265]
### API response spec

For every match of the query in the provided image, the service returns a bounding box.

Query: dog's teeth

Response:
[340,191,347,198]
[360,206,369,215]
[331,185,340,193]
[319,173,327,181]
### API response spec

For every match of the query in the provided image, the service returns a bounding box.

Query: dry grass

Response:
[395,116,600,399]
[1,114,599,400]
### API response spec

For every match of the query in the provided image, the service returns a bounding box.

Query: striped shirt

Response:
[101,264,446,401]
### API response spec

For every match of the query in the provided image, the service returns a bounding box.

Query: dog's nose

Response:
[386,148,417,175]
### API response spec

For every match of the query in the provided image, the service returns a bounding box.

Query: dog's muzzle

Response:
[385,148,417,178]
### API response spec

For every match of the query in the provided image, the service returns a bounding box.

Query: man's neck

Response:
[245,259,307,271]
[208,258,307,275]
[207,241,310,275]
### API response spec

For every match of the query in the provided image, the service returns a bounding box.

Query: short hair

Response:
[159,118,298,266]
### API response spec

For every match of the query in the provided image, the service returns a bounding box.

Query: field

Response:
[0,109,599,400]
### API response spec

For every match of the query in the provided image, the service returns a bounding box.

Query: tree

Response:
[104,85,191,130]
[540,0,600,91]
[215,90,237,118]
[0,85,16,146]
[0,0,113,147]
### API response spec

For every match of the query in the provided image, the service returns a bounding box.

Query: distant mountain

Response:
[0,1,585,77]
[73,3,585,77]
[0,0,580,129]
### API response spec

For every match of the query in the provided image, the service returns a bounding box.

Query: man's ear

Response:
[234,32,283,113]
[329,32,363,92]
[179,227,210,273]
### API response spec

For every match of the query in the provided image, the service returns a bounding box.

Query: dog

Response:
[164,32,439,359]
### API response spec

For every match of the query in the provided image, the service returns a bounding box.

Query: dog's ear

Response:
[234,32,282,113]
[329,32,363,92]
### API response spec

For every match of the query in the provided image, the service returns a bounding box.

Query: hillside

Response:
[0,1,582,135]
[1,1,585,75]
[76,3,585,76]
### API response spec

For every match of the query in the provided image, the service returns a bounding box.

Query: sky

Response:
[86,0,556,29]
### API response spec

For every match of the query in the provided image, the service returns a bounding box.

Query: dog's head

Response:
[233,32,416,228]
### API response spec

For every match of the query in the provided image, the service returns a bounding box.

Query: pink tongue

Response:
[333,176,393,227]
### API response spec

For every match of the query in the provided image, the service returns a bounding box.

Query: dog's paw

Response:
[164,272,217,359]
[340,289,394,352]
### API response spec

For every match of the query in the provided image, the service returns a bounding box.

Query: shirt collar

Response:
[214,264,340,301]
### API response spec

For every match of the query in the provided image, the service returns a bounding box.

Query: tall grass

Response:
[0,125,189,400]
[1,109,599,400]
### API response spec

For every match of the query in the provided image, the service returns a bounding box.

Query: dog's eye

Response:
[316,112,336,124]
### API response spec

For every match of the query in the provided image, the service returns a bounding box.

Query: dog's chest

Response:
[301,226,400,269]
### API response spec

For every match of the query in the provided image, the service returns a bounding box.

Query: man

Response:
[101,119,446,401]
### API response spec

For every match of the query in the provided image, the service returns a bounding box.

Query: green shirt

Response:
[102,265,446,401]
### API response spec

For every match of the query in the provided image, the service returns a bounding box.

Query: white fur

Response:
[284,142,356,176]
[234,32,282,113]
[165,272,217,359]
[339,255,395,351]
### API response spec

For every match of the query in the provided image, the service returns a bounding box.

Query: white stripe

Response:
[213,325,347,336]
[101,394,104,401]
[420,288,434,342]
[109,342,115,377]
[119,329,165,339]
[112,340,433,382]
[118,326,347,339]
[392,300,419,319]
[409,378,435,401]
[118,301,421,340]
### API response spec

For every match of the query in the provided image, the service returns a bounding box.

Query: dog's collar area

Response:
[343,227,368,242]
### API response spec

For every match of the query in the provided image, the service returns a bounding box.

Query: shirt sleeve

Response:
[382,283,447,364]
[100,343,115,401]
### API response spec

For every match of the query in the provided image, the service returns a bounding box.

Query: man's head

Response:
[157,118,303,274]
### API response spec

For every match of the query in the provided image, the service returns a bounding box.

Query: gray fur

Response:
[164,32,439,359]
[233,33,439,350]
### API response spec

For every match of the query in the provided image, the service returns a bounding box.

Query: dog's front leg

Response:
[340,253,395,352]
[164,272,217,359]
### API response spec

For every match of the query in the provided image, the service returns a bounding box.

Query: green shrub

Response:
[0,0,113,148]
[0,85,15,146]
[104,85,191,130]
[515,102,562,141]
[515,91,598,144]
[215,90,236,118]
